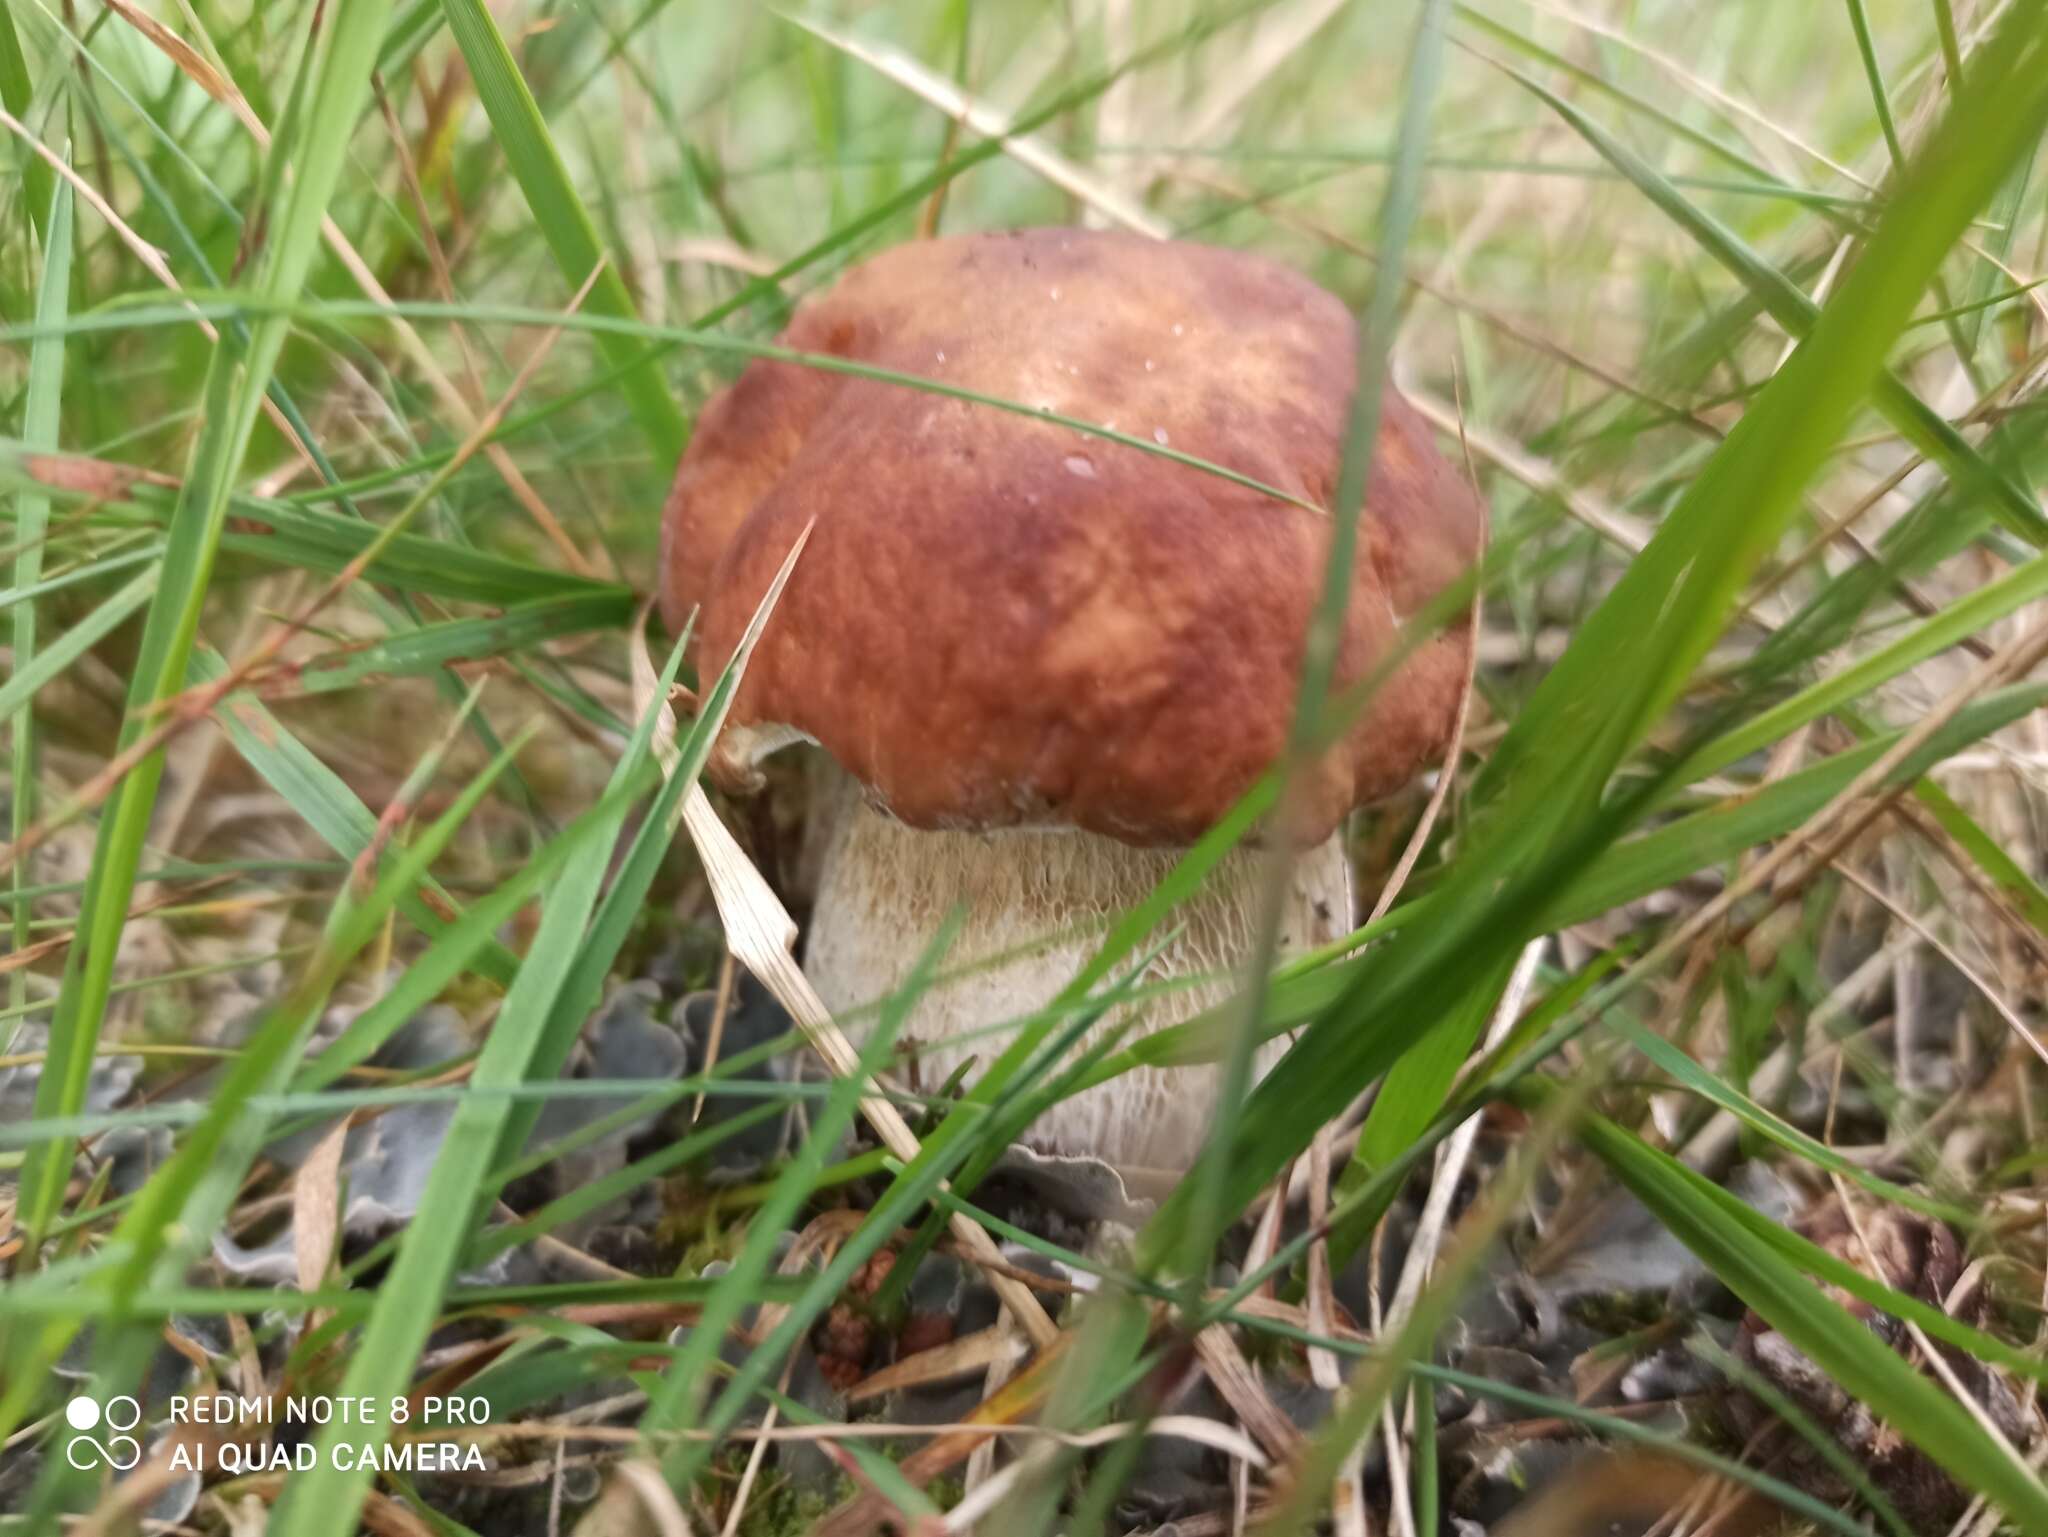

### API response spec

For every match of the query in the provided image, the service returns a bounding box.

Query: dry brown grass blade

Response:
[1170,164,1726,443]
[964,1307,1022,1490]
[1603,613,2048,1169]
[1735,614,2048,929]
[1526,0,1870,189]
[9,450,178,501]
[1364,401,1489,933]
[1404,387,1653,554]
[692,952,737,1126]
[808,1335,1076,1537]
[102,0,234,103]
[0,873,237,976]
[938,1416,1270,1534]
[1892,796,2048,969]
[1831,1187,2040,1480]
[1192,1323,1305,1465]
[848,1324,1031,1404]
[1373,937,1547,1537]
[1832,864,2048,1070]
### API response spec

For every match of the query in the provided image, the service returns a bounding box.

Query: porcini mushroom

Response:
[660,229,1483,1174]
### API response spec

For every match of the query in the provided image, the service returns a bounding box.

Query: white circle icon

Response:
[63,1395,141,1472]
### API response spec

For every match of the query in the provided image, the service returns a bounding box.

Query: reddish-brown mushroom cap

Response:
[661,228,1484,848]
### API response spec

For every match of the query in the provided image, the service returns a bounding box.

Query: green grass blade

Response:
[1265,1081,1587,1537]
[1414,1358,1895,1537]
[284,767,654,1091]
[0,569,155,733]
[1907,776,2048,941]
[268,749,668,1536]
[466,1102,786,1265]
[271,537,793,1536]
[1455,5,1779,185]
[0,0,53,236]
[1690,1332,1917,1537]
[1579,1112,2048,1532]
[15,0,398,1248]
[1607,1014,1966,1223]
[1671,551,2048,784]
[198,650,522,987]
[7,161,70,1040]
[435,0,685,466]
[1091,681,2042,1087]
[292,591,629,694]
[1933,0,1966,83]
[0,443,634,608]
[0,543,159,611]
[646,925,946,1471]
[1544,684,2047,929]
[1182,0,1451,1280]
[1334,950,1511,1222]
[1844,0,1907,167]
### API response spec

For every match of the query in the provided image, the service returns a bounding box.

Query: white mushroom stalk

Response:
[800,772,1355,1172]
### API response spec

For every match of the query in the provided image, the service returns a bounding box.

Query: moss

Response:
[727,1470,854,1537]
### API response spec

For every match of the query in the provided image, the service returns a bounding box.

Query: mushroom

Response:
[660,229,1483,1174]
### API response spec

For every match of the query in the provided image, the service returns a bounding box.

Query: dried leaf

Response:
[847,1324,1031,1403]
[294,1116,350,1296]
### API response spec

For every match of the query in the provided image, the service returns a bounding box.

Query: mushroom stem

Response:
[801,773,1355,1173]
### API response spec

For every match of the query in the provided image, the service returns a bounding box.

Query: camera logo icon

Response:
[63,1396,143,1472]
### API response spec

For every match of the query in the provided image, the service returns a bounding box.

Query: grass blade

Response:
[291,590,629,694]
[15,0,398,1247]
[0,0,52,235]
[435,0,686,465]
[1579,1111,2048,1533]
[1182,0,1452,1279]
[1843,0,1907,168]
[273,544,788,1536]
[1494,55,2048,552]
[198,650,522,988]
[7,161,70,1046]
[0,570,155,736]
